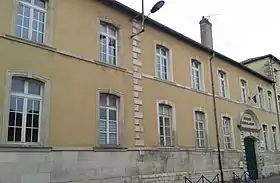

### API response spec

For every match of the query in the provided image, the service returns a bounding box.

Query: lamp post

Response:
[131,0,165,38]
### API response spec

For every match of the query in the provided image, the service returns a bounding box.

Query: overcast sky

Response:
[117,0,280,62]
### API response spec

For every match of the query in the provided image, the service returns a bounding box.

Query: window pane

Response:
[99,108,107,120]
[34,0,46,9]
[34,100,40,114]
[109,96,117,107]
[109,121,117,133]
[33,114,39,128]
[17,98,24,112]
[99,133,107,144]
[109,133,117,144]
[165,127,171,136]
[23,6,30,17]
[10,96,16,111]
[22,28,28,39]
[16,26,22,37]
[109,110,116,121]
[26,114,32,127]
[15,128,22,142]
[9,112,15,126]
[160,137,164,145]
[32,31,37,42]
[100,24,106,33]
[16,113,23,127]
[20,0,32,3]
[99,120,107,132]
[159,116,163,126]
[32,129,38,142]
[100,94,107,106]
[12,78,25,93]
[25,128,31,142]
[8,128,14,141]
[108,27,116,37]
[28,80,42,95]
[166,137,171,146]
[165,117,170,126]
[160,126,164,136]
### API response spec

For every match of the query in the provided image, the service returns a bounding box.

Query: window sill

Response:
[153,77,176,86]
[93,60,127,72]
[3,34,56,51]
[0,144,52,152]
[93,145,127,152]
[156,146,180,151]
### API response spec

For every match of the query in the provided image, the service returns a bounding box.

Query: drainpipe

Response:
[209,52,224,183]
[272,77,280,145]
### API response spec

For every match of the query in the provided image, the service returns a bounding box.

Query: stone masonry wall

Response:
[0,149,246,183]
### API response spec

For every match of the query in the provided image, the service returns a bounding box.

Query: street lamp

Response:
[131,0,165,38]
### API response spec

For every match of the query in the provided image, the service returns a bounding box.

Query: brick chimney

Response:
[199,16,213,49]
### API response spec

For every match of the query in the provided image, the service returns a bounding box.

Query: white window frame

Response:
[191,59,203,90]
[193,107,208,148]
[156,100,176,147]
[271,125,278,151]
[99,22,118,65]
[156,45,170,81]
[257,85,264,109]
[222,116,233,149]
[240,78,248,104]
[217,69,229,98]
[261,123,270,151]
[15,0,47,43]
[267,90,273,111]
[2,71,50,146]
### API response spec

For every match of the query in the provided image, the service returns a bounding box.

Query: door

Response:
[244,137,258,180]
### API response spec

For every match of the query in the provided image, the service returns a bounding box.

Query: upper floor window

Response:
[218,70,228,98]
[262,124,269,150]
[274,69,279,86]
[195,111,206,148]
[272,126,278,151]
[277,95,280,111]
[267,91,273,111]
[8,77,43,143]
[158,104,172,146]
[240,79,248,103]
[156,46,170,80]
[16,0,46,43]
[100,22,117,65]
[222,117,232,149]
[257,87,264,109]
[191,60,202,90]
[99,93,119,145]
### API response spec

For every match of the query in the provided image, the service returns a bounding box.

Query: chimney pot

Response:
[199,16,213,49]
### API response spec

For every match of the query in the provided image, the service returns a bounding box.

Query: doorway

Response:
[244,137,258,180]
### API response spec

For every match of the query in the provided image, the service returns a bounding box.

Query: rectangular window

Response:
[262,124,269,150]
[272,126,278,151]
[195,111,206,148]
[267,91,273,111]
[100,22,117,65]
[158,104,172,146]
[258,87,264,108]
[8,77,43,143]
[99,94,119,145]
[15,0,46,43]
[240,79,248,103]
[156,46,170,80]
[218,71,228,98]
[191,60,202,90]
[222,117,232,149]
[274,69,279,86]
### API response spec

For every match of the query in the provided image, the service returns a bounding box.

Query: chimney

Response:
[199,16,213,49]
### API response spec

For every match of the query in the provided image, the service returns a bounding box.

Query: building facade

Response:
[0,0,280,182]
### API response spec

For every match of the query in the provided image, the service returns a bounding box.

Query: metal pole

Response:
[141,0,145,28]
[209,52,224,183]
[273,79,280,144]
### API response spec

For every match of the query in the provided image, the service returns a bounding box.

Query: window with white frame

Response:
[195,111,206,147]
[272,126,278,150]
[258,86,264,109]
[262,124,269,150]
[15,0,46,43]
[156,46,170,80]
[222,117,232,149]
[191,60,202,90]
[240,79,248,103]
[99,93,119,145]
[100,22,117,65]
[218,70,228,97]
[267,91,273,111]
[8,77,43,143]
[158,104,172,146]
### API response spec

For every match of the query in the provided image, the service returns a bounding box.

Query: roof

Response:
[101,0,274,83]
[241,54,280,65]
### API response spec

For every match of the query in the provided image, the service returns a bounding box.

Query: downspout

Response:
[209,52,224,183]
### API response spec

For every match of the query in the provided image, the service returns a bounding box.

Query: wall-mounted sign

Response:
[241,113,255,126]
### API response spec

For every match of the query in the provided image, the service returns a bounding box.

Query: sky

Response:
[117,0,280,62]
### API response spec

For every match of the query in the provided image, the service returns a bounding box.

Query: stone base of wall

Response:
[0,148,279,183]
